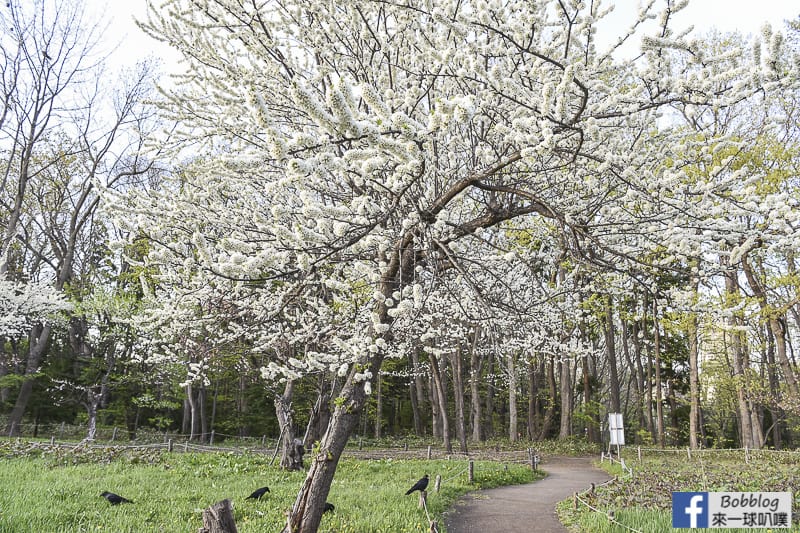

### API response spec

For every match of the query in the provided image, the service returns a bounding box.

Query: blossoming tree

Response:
[119,0,796,530]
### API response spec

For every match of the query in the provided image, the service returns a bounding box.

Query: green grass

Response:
[0,440,540,532]
[557,449,800,532]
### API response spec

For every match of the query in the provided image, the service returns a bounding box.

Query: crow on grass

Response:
[245,486,271,500]
[101,491,133,505]
[405,474,429,495]
[323,502,335,514]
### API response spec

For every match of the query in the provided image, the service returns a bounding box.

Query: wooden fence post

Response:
[418,491,427,509]
[429,520,438,532]
[261,435,266,448]
[210,430,215,445]
[168,439,173,452]
[111,427,118,442]
[468,460,474,483]
[198,499,238,533]
[637,446,641,462]
[427,446,432,460]
[434,474,441,492]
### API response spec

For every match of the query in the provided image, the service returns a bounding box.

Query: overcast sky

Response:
[93,1,798,73]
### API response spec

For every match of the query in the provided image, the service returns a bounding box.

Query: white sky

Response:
[93,1,798,74]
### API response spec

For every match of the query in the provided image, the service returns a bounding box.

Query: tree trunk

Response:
[275,380,303,470]
[686,263,701,449]
[742,255,799,397]
[605,295,621,413]
[374,372,382,439]
[485,351,495,438]
[540,354,557,439]
[622,318,645,441]
[410,348,426,436]
[429,353,451,453]
[469,326,484,442]
[527,358,538,440]
[5,324,51,435]
[282,360,377,533]
[199,499,238,533]
[727,260,756,448]
[450,347,467,453]
[765,326,784,449]
[508,350,518,442]
[558,356,572,439]
[653,299,665,448]
[687,308,701,449]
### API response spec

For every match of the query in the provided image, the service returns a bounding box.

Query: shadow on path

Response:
[443,456,610,533]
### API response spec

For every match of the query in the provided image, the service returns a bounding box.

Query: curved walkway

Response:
[443,456,610,533]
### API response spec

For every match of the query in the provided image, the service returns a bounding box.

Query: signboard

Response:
[608,412,625,446]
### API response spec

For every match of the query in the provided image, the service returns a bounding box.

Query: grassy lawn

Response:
[557,449,800,532]
[0,439,540,532]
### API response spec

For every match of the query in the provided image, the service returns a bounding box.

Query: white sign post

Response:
[609,412,624,456]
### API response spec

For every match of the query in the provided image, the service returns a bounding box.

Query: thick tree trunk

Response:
[200,499,238,533]
[282,361,377,533]
[558,356,572,439]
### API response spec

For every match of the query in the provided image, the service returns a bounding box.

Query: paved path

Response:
[443,456,610,533]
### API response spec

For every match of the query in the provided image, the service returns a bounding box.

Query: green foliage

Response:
[0,441,538,532]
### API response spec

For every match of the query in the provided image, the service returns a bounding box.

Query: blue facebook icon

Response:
[672,492,709,528]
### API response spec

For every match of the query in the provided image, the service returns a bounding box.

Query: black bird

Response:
[323,502,335,514]
[101,491,133,505]
[405,474,429,495]
[245,486,271,500]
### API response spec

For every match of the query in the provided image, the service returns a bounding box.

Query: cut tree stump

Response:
[198,499,238,533]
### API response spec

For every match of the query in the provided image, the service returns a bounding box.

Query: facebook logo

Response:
[673,492,709,528]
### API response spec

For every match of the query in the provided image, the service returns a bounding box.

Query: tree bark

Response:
[199,499,238,533]
[6,324,51,435]
[727,260,757,448]
[742,255,799,397]
[429,353,452,453]
[469,326,484,441]
[275,380,303,470]
[605,295,621,413]
[508,350,518,442]
[653,298,665,448]
[558,355,572,439]
[450,347,467,453]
